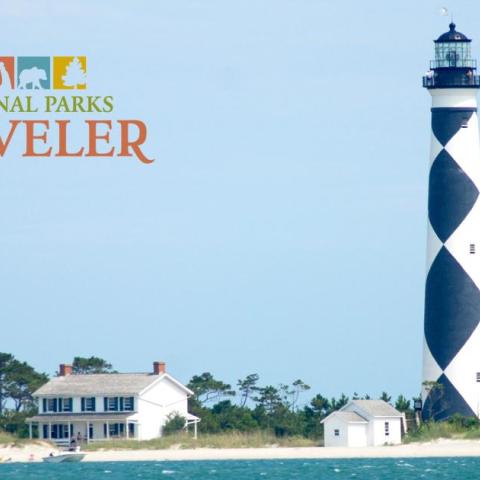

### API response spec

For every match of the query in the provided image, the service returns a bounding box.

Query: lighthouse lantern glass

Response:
[434,41,472,68]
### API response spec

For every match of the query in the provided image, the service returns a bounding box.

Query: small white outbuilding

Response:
[321,400,405,447]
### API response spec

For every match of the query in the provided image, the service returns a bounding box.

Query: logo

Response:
[0,57,15,90]
[17,57,51,90]
[53,56,87,90]
[0,56,87,90]
[0,55,154,163]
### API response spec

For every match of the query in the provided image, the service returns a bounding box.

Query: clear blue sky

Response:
[0,0,476,403]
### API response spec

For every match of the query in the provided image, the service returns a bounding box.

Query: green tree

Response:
[162,413,186,435]
[7,362,48,412]
[330,394,349,411]
[380,391,392,403]
[188,372,235,405]
[237,374,259,407]
[72,356,114,374]
[253,386,282,414]
[0,353,15,415]
[395,394,411,412]
[303,393,331,438]
[422,380,446,420]
[211,400,258,431]
[352,392,370,400]
[0,353,48,414]
[291,379,311,411]
[309,394,331,417]
[0,353,48,436]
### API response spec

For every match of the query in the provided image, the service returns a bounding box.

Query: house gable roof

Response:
[321,411,368,424]
[34,372,192,397]
[139,373,194,396]
[345,400,403,418]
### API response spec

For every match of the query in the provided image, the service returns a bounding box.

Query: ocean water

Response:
[0,458,478,479]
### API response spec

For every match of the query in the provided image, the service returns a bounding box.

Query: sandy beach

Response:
[1,439,480,463]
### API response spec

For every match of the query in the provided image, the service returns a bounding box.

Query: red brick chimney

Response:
[153,361,166,375]
[59,364,73,376]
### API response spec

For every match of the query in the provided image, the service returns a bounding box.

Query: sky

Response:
[1,0,478,404]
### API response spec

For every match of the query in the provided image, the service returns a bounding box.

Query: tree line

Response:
[186,372,417,438]
[0,353,113,435]
[0,352,418,439]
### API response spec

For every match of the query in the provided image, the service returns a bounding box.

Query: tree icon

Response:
[62,57,86,88]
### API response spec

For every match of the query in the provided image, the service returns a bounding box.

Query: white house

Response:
[26,361,200,444]
[321,400,405,447]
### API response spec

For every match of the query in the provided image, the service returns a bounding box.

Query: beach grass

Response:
[0,430,39,447]
[404,420,480,443]
[82,431,319,451]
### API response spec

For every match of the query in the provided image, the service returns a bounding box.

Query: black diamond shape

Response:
[428,149,478,242]
[432,109,474,146]
[425,246,480,370]
[422,373,476,421]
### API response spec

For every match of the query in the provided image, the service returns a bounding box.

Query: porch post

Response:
[125,421,129,439]
[29,422,32,440]
[68,421,71,442]
[106,420,110,439]
[48,422,52,440]
[86,421,90,444]
[194,421,197,440]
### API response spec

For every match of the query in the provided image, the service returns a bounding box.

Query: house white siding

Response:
[323,417,348,447]
[348,423,368,447]
[369,418,402,446]
[137,378,189,440]
[29,364,198,444]
[323,418,368,447]
[323,400,403,447]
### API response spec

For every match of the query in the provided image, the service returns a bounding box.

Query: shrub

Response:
[162,413,186,436]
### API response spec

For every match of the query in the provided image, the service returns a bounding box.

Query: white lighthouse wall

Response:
[431,89,478,108]
[423,87,480,416]
[445,324,480,416]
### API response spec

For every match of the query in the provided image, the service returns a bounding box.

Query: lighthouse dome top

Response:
[435,23,471,43]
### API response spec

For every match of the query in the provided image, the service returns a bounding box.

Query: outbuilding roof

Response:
[349,400,402,417]
[33,372,193,397]
[327,411,368,423]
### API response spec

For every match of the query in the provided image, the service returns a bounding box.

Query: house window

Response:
[46,398,58,412]
[62,398,73,412]
[470,244,476,254]
[123,397,134,411]
[82,397,96,412]
[385,422,390,436]
[334,429,340,436]
[51,424,70,439]
[103,397,134,412]
[43,398,72,413]
[104,397,119,412]
[104,423,125,437]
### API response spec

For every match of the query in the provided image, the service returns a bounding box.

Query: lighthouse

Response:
[422,23,480,421]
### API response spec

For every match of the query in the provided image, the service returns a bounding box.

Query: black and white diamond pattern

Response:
[423,107,480,421]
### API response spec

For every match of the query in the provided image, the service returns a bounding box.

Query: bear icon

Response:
[18,66,47,89]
